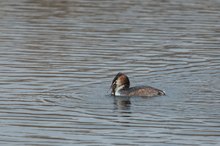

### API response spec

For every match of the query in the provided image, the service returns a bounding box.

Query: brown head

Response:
[111,72,130,96]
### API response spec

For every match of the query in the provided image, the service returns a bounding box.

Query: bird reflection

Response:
[114,96,131,110]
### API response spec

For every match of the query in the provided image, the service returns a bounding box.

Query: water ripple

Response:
[0,0,220,145]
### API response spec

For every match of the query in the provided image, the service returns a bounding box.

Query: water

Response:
[0,0,220,145]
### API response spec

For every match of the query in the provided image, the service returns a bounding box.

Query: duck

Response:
[111,72,165,97]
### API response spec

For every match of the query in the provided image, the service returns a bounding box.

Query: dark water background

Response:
[0,0,220,145]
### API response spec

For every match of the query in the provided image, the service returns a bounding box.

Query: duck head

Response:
[111,72,130,96]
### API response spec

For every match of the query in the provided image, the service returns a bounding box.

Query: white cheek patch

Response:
[116,79,121,85]
[115,85,125,96]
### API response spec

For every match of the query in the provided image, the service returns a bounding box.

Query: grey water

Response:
[0,0,220,145]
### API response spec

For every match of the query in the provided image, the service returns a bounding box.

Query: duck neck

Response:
[115,84,129,96]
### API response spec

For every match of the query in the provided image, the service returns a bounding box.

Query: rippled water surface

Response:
[1,0,220,145]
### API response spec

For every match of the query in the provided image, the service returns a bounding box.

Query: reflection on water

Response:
[114,96,131,110]
[1,0,220,145]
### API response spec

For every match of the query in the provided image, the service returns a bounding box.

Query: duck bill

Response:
[110,83,116,96]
